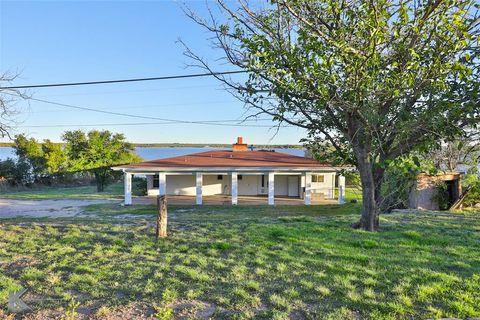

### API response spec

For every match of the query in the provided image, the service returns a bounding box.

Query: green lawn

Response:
[0,183,125,200]
[1,204,479,319]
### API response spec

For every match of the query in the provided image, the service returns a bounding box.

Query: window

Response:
[312,175,325,183]
[238,175,243,180]
[153,176,159,188]
[217,175,223,180]
[261,174,269,187]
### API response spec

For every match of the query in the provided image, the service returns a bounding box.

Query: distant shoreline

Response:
[0,143,303,148]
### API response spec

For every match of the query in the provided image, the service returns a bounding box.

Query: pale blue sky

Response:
[0,0,305,145]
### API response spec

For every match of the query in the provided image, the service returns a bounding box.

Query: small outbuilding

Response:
[408,172,462,210]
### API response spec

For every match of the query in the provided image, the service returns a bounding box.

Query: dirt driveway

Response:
[0,199,119,218]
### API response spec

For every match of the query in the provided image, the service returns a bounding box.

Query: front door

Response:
[287,176,299,197]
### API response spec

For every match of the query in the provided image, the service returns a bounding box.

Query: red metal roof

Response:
[116,150,332,169]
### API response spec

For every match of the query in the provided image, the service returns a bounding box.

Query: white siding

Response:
[274,175,288,196]
[311,172,336,199]
[238,175,258,195]
[145,172,336,198]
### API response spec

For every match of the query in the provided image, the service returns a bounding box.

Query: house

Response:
[113,137,346,205]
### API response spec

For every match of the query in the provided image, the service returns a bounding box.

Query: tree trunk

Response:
[353,148,379,231]
[94,172,104,192]
[156,195,168,239]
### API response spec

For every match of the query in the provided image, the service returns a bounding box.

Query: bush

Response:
[133,177,147,196]
[462,173,480,208]
[0,158,32,186]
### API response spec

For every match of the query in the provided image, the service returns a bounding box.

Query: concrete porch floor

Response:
[132,195,338,205]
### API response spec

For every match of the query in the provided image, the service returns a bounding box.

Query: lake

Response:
[0,147,306,161]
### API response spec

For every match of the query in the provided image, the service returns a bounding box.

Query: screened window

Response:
[153,176,159,188]
[312,175,325,183]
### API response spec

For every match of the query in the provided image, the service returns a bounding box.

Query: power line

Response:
[18,121,287,128]
[4,92,290,128]
[0,70,247,89]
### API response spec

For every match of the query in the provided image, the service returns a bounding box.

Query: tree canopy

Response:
[62,130,141,192]
[187,0,480,231]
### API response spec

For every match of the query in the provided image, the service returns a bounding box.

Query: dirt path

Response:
[0,199,119,218]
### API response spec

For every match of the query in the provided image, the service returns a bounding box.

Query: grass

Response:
[1,202,479,319]
[0,183,125,200]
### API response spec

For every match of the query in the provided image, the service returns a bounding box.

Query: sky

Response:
[0,0,305,145]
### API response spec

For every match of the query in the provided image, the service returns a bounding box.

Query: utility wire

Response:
[18,121,286,128]
[3,92,291,128]
[0,70,247,89]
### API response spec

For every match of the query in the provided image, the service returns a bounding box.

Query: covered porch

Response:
[123,170,347,206]
[132,194,340,205]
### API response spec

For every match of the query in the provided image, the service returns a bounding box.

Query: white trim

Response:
[159,172,166,196]
[231,172,238,205]
[338,175,346,204]
[268,172,275,205]
[114,166,345,173]
[196,172,203,205]
[124,172,132,205]
[304,173,312,205]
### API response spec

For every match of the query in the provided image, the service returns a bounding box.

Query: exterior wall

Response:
[408,173,461,210]
[311,172,336,199]
[146,172,337,198]
[274,175,288,196]
[238,175,259,196]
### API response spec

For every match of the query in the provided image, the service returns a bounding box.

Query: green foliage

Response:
[191,0,480,229]
[42,139,67,174]
[432,181,451,210]
[12,134,45,182]
[0,158,31,186]
[379,156,427,212]
[62,130,141,192]
[462,173,480,207]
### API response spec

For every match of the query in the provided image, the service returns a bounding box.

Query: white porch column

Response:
[338,175,346,204]
[124,172,132,206]
[231,172,238,205]
[196,172,203,205]
[304,172,312,205]
[268,172,275,205]
[300,175,306,199]
[158,172,166,196]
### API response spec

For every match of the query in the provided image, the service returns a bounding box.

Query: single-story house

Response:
[113,137,347,205]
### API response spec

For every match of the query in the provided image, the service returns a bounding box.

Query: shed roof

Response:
[113,150,334,171]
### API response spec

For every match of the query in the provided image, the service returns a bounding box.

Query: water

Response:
[0,146,306,161]
[0,147,15,160]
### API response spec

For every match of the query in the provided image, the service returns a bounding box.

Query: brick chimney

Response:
[232,136,248,152]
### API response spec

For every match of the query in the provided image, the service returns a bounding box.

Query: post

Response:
[231,172,238,205]
[268,172,275,205]
[159,172,166,196]
[196,172,203,205]
[304,173,312,205]
[156,195,168,238]
[124,172,132,206]
[338,175,346,204]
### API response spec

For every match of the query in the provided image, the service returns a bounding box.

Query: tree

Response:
[0,72,28,138]
[186,0,480,231]
[62,130,141,192]
[424,131,480,172]
[13,134,45,182]
[42,139,67,175]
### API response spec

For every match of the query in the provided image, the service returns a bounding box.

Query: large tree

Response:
[0,72,27,138]
[186,0,480,231]
[62,130,141,192]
